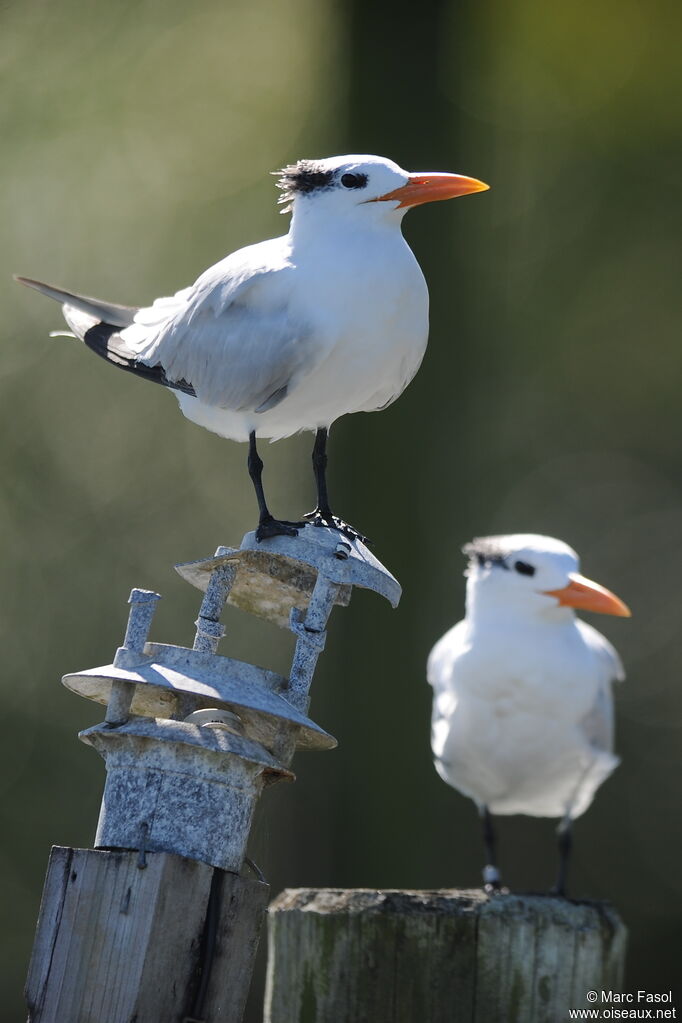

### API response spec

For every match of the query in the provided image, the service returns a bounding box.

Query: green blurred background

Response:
[2,0,680,1017]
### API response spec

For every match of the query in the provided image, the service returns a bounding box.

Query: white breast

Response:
[176,226,429,442]
[428,620,619,819]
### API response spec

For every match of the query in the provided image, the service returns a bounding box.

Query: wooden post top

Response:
[265,887,627,1023]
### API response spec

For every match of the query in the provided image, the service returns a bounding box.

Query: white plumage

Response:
[122,183,429,442]
[428,533,630,891]
[17,153,488,538]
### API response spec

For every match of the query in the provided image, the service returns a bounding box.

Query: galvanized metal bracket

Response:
[64,642,337,752]
[80,716,293,871]
[289,607,327,653]
[62,523,401,872]
[175,523,401,628]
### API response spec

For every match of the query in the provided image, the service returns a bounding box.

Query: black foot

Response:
[255,516,302,542]
[483,882,510,896]
[303,508,371,545]
[549,884,568,899]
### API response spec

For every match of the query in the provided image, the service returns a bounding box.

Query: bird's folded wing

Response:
[577,620,625,684]
[579,684,616,755]
[577,620,625,755]
[123,260,317,414]
[426,622,467,690]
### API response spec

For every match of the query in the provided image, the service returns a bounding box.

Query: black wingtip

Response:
[83,321,196,397]
[14,275,45,290]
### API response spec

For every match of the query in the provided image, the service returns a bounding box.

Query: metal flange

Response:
[63,642,337,752]
[175,524,401,628]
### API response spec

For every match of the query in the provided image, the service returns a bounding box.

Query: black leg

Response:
[552,817,572,898]
[312,427,333,520]
[247,431,301,542]
[248,431,270,522]
[303,428,370,544]
[481,806,504,893]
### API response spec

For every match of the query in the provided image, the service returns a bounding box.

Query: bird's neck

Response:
[466,586,576,631]
[287,206,403,251]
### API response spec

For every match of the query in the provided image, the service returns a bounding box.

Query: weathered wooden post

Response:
[24,526,400,1023]
[264,889,627,1022]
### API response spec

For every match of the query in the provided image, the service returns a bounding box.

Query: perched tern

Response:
[16,154,488,541]
[427,534,630,895]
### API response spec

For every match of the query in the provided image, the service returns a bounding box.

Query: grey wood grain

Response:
[264,888,627,1023]
[25,846,269,1023]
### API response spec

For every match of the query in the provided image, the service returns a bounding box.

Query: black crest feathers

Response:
[462,537,510,570]
[275,160,335,210]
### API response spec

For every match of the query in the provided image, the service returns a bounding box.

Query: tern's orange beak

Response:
[543,573,631,617]
[368,172,490,209]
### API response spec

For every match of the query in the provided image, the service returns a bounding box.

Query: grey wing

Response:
[427,621,467,740]
[427,621,468,691]
[577,620,625,755]
[125,260,315,414]
[16,277,198,395]
[581,684,616,754]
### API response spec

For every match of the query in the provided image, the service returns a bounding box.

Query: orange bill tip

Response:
[543,573,631,618]
[369,172,490,209]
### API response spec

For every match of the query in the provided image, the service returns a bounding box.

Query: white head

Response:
[275,153,488,231]
[463,533,631,625]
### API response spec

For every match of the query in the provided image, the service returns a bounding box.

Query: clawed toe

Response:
[255,517,300,542]
[255,511,371,545]
[303,508,371,545]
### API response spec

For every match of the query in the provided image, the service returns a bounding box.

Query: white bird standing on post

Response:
[427,534,630,895]
[16,154,488,542]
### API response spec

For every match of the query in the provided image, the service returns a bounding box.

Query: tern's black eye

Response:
[514,560,536,577]
[340,172,367,189]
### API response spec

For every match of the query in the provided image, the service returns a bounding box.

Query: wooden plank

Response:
[264,888,628,1023]
[25,846,269,1023]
